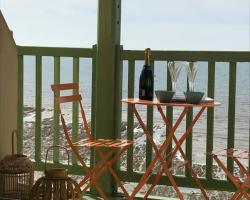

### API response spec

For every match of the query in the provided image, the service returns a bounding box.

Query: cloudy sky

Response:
[0,0,249,50]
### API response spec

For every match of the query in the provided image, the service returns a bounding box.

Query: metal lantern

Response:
[0,130,34,200]
[29,146,82,200]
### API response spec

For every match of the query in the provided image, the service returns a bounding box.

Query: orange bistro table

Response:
[121,98,221,200]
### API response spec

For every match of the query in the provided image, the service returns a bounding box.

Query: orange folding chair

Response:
[51,83,132,200]
[212,149,250,200]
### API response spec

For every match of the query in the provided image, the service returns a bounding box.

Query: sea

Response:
[22,56,250,163]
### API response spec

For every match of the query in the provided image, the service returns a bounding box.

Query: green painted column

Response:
[92,0,121,196]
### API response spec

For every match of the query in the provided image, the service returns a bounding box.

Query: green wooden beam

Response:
[117,171,237,192]
[32,161,87,175]
[53,56,60,163]
[17,46,94,57]
[146,62,154,168]
[35,55,42,162]
[72,57,79,165]
[227,62,237,172]
[122,50,250,62]
[91,45,97,172]
[17,55,24,154]
[206,61,215,179]
[127,60,135,173]
[166,61,173,161]
[185,108,193,177]
[93,0,121,196]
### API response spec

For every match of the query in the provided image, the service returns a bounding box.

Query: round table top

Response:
[121,98,221,107]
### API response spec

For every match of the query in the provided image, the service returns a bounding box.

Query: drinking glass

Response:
[168,61,182,94]
[186,62,198,92]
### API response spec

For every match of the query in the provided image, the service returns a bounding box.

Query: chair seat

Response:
[67,138,133,148]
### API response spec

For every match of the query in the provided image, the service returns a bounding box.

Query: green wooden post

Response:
[91,45,97,136]
[72,57,79,165]
[146,62,154,168]
[166,62,173,160]
[92,0,121,196]
[227,62,237,172]
[53,56,60,163]
[206,61,215,179]
[17,55,24,154]
[91,45,97,174]
[35,55,42,162]
[185,108,193,178]
[127,60,135,173]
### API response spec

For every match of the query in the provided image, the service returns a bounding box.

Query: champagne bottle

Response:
[139,48,154,100]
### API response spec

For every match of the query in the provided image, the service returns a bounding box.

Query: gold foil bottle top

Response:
[144,48,151,66]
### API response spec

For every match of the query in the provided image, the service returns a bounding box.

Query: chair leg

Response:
[231,190,242,200]
[76,146,131,199]
[213,154,250,200]
[78,147,117,187]
[94,146,131,199]
[68,145,110,200]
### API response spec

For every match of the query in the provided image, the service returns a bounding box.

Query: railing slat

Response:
[17,55,24,154]
[114,46,123,190]
[185,107,193,177]
[91,45,97,136]
[146,62,154,168]
[185,61,195,177]
[53,57,60,163]
[127,60,135,172]
[166,61,173,164]
[72,57,79,165]
[227,62,237,172]
[91,45,97,171]
[206,61,215,179]
[35,55,42,161]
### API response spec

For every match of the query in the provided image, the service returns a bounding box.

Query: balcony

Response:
[14,45,249,199]
[0,2,250,200]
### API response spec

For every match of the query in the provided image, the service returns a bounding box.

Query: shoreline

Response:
[23,105,249,164]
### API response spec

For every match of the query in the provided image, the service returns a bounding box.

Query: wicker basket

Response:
[0,130,34,200]
[29,146,82,200]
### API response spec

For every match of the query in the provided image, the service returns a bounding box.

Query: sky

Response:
[0,0,249,51]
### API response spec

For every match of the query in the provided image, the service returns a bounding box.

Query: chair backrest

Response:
[51,83,92,140]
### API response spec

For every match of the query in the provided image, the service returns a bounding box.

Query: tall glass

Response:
[168,61,182,95]
[186,62,198,92]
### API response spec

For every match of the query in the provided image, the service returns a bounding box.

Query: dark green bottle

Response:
[139,48,154,100]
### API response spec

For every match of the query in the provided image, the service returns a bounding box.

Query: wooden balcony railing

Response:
[17,45,250,196]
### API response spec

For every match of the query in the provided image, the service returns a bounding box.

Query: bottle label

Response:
[141,89,145,96]
[139,88,153,100]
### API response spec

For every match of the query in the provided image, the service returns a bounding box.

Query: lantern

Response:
[29,146,82,200]
[0,130,34,200]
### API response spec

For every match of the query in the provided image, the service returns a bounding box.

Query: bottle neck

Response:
[144,48,151,66]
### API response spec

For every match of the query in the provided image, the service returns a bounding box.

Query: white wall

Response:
[0,10,18,159]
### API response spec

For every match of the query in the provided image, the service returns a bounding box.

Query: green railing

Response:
[17,46,250,194]
[118,50,250,192]
[17,45,96,174]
